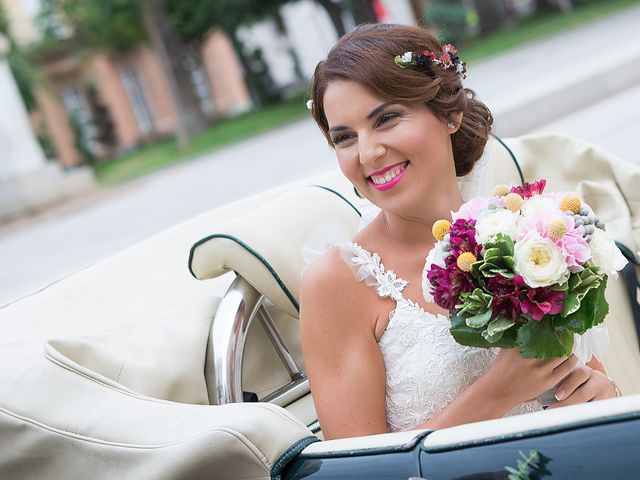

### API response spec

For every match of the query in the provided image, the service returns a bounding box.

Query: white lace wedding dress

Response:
[339,241,542,432]
[302,152,542,432]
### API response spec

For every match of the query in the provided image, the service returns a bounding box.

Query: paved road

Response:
[2,7,640,306]
[533,83,640,165]
[0,120,337,305]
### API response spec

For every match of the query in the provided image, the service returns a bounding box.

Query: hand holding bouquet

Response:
[422,179,628,360]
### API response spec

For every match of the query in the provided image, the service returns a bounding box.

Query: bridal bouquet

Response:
[422,179,628,359]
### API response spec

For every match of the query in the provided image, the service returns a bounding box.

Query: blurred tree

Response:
[139,0,208,148]
[473,0,512,34]
[534,0,575,13]
[0,2,38,111]
[85,82,117,157]
[409,0,430,26]
[315,0,348,36]
[426,0,470,44]
[351,0,378,24]
[39,0,145,51]
[165,0,299,106]
[42,0,208,150]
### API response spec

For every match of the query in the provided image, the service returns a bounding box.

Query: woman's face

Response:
[323,80,459,214]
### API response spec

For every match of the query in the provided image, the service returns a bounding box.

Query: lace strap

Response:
[340,243,408,302]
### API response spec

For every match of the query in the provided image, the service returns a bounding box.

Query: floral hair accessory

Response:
[306,99,313,110]
[394,44,467,78]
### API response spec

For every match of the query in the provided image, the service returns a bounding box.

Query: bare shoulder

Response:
[300,248,373,334]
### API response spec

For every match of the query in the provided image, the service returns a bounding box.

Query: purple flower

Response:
[520,287,565,321]
[511,179,547,199]
[487,274,525,322]
[448,218,482,259]
[427,264,474,310]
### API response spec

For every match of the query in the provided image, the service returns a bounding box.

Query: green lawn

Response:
[94,93,309,184]
[95,0,639,185]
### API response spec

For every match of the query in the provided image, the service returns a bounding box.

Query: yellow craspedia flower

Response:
[491,184,510,197]
[560,194,581,214]
[432,219,451,241]
[456,252,477,272]
[504,192,524,212]
[547,219,567,239]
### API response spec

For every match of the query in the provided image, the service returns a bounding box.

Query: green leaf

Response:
[450,312,493,348]
[517,317,574,359]
[482,329,504,343]
[482,316,516,344]
[561,268,603,317]
[466,309,492,328]
[478,233,516,279]
[560,275,610,334]
[456,288,493,317]
[584,275,609,327]
[486,316,516,336]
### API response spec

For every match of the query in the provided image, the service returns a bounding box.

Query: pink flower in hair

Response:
[421,51,436,61]
[442,44,458,56]
[439,53,453,68]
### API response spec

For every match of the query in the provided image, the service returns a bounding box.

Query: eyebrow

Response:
[328,102,394,133]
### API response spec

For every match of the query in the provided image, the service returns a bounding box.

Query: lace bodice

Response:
[343,242,542,432]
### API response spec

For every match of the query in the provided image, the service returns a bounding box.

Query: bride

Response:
[299,23,617,440]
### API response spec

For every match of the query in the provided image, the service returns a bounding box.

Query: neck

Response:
[381,184,464,247]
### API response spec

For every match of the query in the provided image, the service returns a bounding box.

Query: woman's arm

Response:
[415,348,579,429]
[300,250,389,439]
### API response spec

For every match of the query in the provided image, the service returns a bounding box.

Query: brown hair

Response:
[309,23,493,176]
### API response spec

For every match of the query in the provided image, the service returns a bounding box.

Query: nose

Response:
[358,133,387,166]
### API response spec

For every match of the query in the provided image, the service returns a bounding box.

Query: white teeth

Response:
[370,162,407,185]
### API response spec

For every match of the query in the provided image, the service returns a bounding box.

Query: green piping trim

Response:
[424,411,640,453]
[271,436,320,480]
[311,185,362,217]
[491,134,525,185]
[617,241,639,266]
[188,234,300,311]
[299,431,431,459]
[187,185,361,313]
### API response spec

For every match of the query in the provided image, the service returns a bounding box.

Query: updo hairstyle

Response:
[309,23,493,177]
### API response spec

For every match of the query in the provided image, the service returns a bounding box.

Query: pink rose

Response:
[452,196,490,222]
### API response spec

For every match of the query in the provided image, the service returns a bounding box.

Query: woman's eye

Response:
[332,133,355,145]
[375,112,401,127]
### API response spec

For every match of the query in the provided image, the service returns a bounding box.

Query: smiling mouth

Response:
[368,161,409,190]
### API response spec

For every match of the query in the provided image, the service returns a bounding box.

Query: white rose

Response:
[589,228,628,278]
[514,231,569,288]
[520,195,558,221]
[401,51,413,63]
[475,209,519,244]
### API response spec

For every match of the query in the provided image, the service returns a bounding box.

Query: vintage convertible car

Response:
[1,134,639,479]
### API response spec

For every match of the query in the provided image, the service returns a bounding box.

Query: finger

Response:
[554,366,592,402]
[548,381,597,409]
[539,354,574,370]
[591,372,617,400]
[552,355,579,379]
